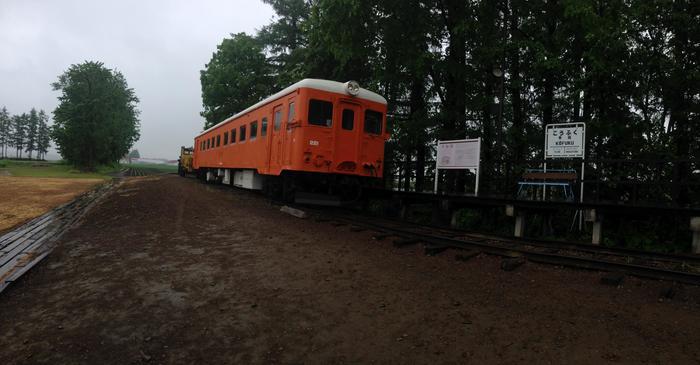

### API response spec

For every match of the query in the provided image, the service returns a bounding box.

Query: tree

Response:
[36,110,50,160]
[258,0,312,88]
[24,108,39,159]
[200,33,273,129]
[52,61,140,170]
[0,107,10,158]
[11,113,27,159]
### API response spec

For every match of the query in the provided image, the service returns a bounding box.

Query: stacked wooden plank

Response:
[0,182,115,293]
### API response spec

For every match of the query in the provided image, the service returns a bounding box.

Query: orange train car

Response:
[191,79,389,199]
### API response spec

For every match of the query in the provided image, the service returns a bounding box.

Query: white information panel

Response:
[434,138,481,195]
[545,123,585,158]
[437,138,481,169]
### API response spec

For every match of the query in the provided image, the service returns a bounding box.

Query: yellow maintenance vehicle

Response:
[178,146,194,176]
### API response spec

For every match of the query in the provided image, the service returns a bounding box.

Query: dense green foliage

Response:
[52,61,140,170]
[0,106,50,159]
[201,0,698,205]
[200,33,274,128]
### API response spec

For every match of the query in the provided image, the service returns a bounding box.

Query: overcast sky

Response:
[0,0,275,160]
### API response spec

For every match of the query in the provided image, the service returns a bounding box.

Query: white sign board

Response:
[434,138,481,195]
[545,123,585,158]
[436,138,481,169]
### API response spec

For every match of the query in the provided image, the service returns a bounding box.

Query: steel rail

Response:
[362,215,700,265]
[328,214,700,285]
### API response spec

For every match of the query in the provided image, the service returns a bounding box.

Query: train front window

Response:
[342,109,354,130]
[364,110,382,135]
[308,99,333,127]
[261,117,268,136]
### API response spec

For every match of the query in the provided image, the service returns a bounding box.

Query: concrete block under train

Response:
[185,79,389,203]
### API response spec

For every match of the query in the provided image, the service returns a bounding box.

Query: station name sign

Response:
[545,123,585,158]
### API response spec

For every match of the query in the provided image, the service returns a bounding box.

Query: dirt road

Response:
[1,175,699,364]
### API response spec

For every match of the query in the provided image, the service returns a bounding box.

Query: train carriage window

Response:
[250,121,258,140]
[224,132,229,145]
[288,102,296,121]
[211,137,214,148]
[364,109,383,135]
[216,135,221,147]
[342,109,354,130]
[261,117,268,136]
[240,125,246,142]
[308,99,333,127]
[206,139,210,149]
[231,128,236,143]
[274,109,282,131]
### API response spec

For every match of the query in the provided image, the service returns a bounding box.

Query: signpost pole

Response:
[475,138,481,197]
[434,165,439,194]
[543,128,548,200]
[578,123,586,230]
[579,160,585,229]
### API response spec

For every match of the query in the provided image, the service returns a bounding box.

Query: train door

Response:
[335,101,361,166]
[268,105,284,173]
[283,97,297,166]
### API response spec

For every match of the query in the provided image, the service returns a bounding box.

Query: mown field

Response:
[0,159,117,179]
[0,159,176,233]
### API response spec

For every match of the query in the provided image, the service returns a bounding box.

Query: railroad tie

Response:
[600,272,625,286]
[372,232,392,241]
[424,244,449,256]
[393,237,421,248]
[501,257,526,271]
[455,250,480,262]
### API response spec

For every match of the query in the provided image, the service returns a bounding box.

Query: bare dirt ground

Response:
[0,177,104,233]
[1,175,699,364]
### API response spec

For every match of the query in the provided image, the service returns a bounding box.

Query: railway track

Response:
[0,181,116,293]
[311,209,700,285]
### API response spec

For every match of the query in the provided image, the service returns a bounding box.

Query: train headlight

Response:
[345,80,360,96]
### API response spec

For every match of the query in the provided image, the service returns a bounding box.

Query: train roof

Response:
[197,79,387,137]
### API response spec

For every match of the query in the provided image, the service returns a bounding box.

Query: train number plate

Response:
[309,140,319,146]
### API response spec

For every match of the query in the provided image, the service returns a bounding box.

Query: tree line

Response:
[0,107,51,160]
[202,0,697,205]
[1,61,140,170]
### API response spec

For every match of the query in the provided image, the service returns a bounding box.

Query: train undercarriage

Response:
[192,167,381,205]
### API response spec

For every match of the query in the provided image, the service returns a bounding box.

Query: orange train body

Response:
[192,79,388,181]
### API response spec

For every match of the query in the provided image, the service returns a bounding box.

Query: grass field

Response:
[0,159,178,178]
[123,161,178,173]
[0,160,176,233]
[0,159,118,179]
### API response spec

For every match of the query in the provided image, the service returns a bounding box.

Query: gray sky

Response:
[0,0,275,160]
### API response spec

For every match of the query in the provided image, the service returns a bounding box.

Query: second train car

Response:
[191,79,389,201]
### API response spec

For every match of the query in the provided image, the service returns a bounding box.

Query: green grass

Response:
[0,159,120,179]
[123,162,178,173]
